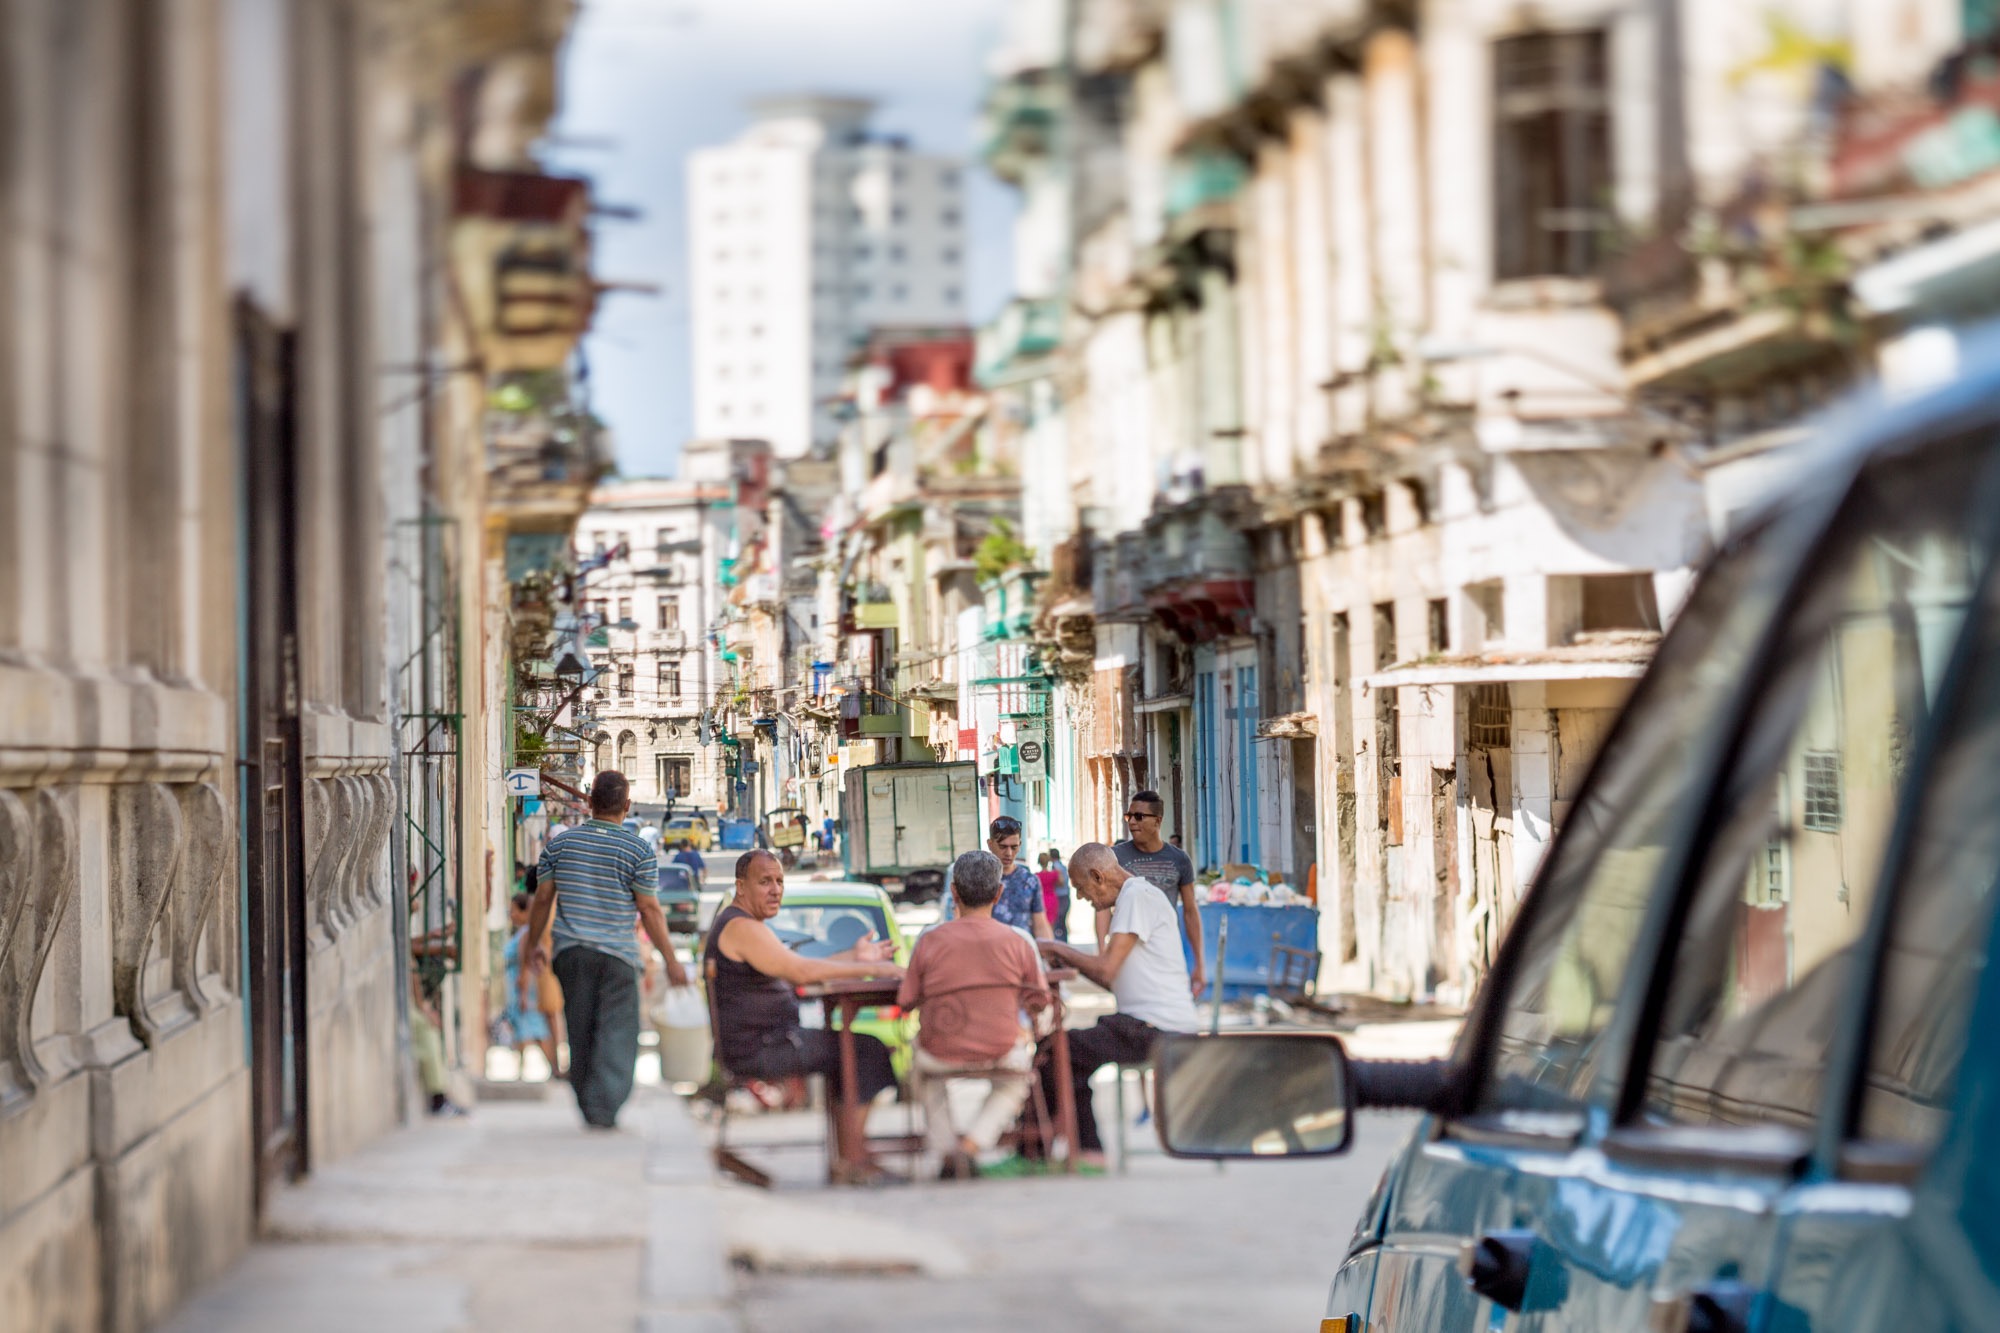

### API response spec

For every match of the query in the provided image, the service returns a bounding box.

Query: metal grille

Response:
[1802,751,1842,831]
[398,515,463,995]
[1468,684,1512,750]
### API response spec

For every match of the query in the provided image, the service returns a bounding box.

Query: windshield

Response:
[769,902,890,957]
[656,864,695,895]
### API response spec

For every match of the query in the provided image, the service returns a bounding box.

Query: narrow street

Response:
[732,1113,1415,1333]
[152,1070,1413,1333]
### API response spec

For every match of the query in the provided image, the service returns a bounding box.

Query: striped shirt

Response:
[537,819,655,969]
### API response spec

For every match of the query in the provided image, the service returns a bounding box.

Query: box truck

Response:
[839,761,982,903]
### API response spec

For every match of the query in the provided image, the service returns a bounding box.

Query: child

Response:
[505,891,558,1079]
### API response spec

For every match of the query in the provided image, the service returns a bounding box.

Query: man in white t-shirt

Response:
[1034,842,1198,1166]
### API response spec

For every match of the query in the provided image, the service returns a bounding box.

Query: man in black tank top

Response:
[704,850,904,1184]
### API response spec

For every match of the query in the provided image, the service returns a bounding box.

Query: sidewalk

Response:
[155,1088,738,1333]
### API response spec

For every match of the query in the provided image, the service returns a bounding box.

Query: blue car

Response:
[1155,364,2000,1332]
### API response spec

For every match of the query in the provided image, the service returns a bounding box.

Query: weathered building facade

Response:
[0,2,596,1328]
[945,0,1999,1001]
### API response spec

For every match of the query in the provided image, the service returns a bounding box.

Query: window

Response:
[891,205,906,224]
[943,286,961,305]
[853,283,871,300]
[1641,446,1989,1133]
[1493,30,1612,280]
[940,168,960,188]
[617,730,637,779]
[855,243,872,260]
[1475,522,1798,1117]
[1580,573,1662,633]
[658,598,679,630]
[887,243,904,262]
[941,208,959,226]
[655,528,673,553]
[661,756,693,800]
[1467,580,1506,644]
[1373,601,1397,671]
[1800,751,1842,831]
[889,283,907,302]
[942,246,960,264]
[1359,491,1387,540]
[1428,598,1449,654]
[617,663,634,702]
[616,597,631,624]
[1403,478,1433,526]
[1468,685,1511,750]
[659,657,682,701]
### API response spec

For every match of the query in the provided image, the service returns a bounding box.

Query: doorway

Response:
[235,301,310,1201]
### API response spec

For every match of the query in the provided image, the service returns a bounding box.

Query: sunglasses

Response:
[1124,809,1160,821]
[990,821,1022,836]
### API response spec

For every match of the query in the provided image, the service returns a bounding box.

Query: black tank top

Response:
[703,903,801,1067]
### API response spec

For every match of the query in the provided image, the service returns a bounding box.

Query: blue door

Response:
[1233,662,1260,865]
[1195,667,1218,867]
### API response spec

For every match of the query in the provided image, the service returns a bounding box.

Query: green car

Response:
[769,881,915,1077]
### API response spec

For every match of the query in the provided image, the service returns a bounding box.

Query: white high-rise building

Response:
[689,95,968,459]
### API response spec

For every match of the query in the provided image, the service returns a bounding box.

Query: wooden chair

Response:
[702,957,827,1189]
[902,977,1062,1168]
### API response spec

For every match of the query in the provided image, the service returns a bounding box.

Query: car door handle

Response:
[1648,1280,1758,1333]
[1457,1230,1539,1311]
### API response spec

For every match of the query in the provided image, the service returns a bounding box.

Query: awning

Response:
[1254,711,1318,739]
[1135,691,1192,715]
[1360,644,1656,684]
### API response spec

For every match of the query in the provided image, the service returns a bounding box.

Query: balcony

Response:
[975,297,1062,385]
[639,627,687,652]
[852,600,900,630]
[452,166,596,375]
[1139,491,1255,642]
[980,70,1061,184]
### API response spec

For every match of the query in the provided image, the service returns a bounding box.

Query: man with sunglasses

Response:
[942,815,1053,939]
[1108,791,1203,998]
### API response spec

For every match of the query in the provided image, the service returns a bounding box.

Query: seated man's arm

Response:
[721,916,902,986]
[895,940,928,1011]
[1039,932,1138,992]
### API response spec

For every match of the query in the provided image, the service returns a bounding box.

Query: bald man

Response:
[1035,842,1199,1167]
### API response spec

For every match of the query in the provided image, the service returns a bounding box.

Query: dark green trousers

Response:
[552,946,640,1127]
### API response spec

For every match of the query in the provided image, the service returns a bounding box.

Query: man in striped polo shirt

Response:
[524,769,689,1128]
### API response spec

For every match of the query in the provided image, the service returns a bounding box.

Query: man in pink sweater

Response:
[899,850,1050,1179]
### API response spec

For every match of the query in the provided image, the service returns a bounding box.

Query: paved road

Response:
[732,1111,1416,1333]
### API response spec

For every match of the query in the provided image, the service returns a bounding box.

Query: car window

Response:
[656,865,694,894]
[1852,570,2000,1154]
[770,904,890,958]
[1474,524,1798,1116]
[1641,447,1994,1131]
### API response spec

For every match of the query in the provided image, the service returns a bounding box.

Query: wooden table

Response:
[798,967,1084,1179]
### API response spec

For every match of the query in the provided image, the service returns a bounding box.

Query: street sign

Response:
[505,768,540,798]
[743,759,760,775]
[1017,728,1047,781]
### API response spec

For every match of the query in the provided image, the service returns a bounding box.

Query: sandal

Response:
[831,1162,906,1188]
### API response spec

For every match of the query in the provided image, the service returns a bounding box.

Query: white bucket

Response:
[651,985,713,1085]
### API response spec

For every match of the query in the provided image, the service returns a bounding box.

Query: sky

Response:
[550,0,1019,478]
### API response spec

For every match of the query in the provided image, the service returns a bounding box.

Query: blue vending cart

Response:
[1196,903,1320,1001]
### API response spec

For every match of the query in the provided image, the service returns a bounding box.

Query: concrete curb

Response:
[640,1097,743,1333]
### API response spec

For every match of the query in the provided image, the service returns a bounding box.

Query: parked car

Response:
[655,859,699,935]
[1155,368,2000,1332]
[660,812,712,853]
[769,880,915,1075]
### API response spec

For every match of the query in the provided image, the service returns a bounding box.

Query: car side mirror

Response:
[1154,1033,1356,1159]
